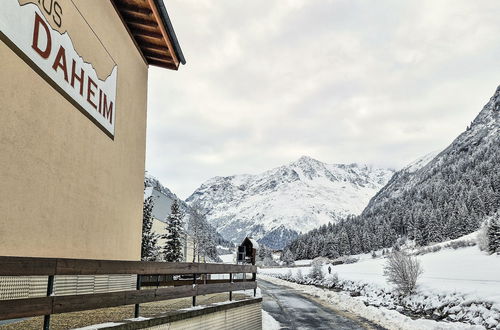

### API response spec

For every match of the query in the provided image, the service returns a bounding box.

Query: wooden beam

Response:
[0,297,52,321]
[0,282,258,320]
[0,256,257,276]
[130,27,163,40]
[146,0,179,68]
[147,58,179,70]
[111,0,181,70]
[141,278,249,287]
[0,256,57,276]
[141,41,170,53]
[144,52,175,64]
[116,3,153,16]
[121,13,158,29]
[110,0,148,66]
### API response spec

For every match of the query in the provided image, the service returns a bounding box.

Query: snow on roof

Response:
[248,238,259,249]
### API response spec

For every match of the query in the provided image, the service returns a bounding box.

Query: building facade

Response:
[0,0,184,261]
[146,183,198,262]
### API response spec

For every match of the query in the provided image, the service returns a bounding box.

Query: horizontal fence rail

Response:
[0,256,256,276]
[0,256,258,324]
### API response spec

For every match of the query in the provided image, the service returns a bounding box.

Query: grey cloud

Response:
[146,0,500,198]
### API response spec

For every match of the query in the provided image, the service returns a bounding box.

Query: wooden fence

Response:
[0,256,257,329]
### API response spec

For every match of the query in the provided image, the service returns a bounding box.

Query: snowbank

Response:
[262,310,281,329]
[260,245,500,329]
[260,275,485,330]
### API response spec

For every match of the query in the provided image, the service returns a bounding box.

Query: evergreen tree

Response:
[162,200,184,262]
[281,249,295,266]
[141,195,159,261]
[487,215,500,254]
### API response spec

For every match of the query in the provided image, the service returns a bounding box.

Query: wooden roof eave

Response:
[111,0,184,70]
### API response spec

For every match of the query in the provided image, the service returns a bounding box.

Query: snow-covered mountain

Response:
[144,173,232,248]
[363,84,500,229]
[287,84,500,260]
[186,157,395,249]
[145,172,190,217]
[364,151,439,205]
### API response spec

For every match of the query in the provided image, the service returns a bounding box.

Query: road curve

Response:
[259,279,386,330]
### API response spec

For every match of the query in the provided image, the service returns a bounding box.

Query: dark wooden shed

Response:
[237,237,259,265]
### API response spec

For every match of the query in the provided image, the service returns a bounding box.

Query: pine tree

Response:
[141,195,159,261]
[487,215,500,254]
[281,249,295,266]
[162,200,184,262]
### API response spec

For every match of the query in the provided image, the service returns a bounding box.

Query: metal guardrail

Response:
[0,256,257,329]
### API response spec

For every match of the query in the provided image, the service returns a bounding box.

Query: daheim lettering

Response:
[31,12,114,125]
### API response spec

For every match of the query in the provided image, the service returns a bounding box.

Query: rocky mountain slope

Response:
[186,157,395,249]
[287,85,500,259]
[362,85,499,243]
[144,173,231,248]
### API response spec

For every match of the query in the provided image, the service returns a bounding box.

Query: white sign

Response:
[0,0,117,137]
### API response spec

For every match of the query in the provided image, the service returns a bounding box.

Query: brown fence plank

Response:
[196,281,256,296]
[55,258,256,275]
[0,297,52,320]
[0,256,57,276]
[141,278,249,287]
[0,256,257,276]
[53,291,128,314]
[0,281,259,319]
[152,285,197,302]
[125,288,157,305]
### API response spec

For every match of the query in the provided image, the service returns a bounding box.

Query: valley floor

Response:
[259,279,385,329]
[260,236,500,329]
[259,275,486,330]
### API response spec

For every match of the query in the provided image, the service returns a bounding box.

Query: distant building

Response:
[145,184,198,262]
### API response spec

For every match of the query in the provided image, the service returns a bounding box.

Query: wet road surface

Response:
[259,279,386,330]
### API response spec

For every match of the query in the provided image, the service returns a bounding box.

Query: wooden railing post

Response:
[0,256,258,322]
[43,275,54,330]
[229,273,233,301]
[192,273,196,306]
[252,272,257,297]
[134,275,141,318]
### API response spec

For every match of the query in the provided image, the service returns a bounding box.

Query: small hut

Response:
[237,237,259,265]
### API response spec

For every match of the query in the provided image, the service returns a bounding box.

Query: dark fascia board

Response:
[153,0,186,65]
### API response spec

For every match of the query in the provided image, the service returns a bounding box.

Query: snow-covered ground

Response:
[294,259,312,266]
[219,253,235,263]
[262,310,281,330]
[260,236,500,329]
[260,275,484,330]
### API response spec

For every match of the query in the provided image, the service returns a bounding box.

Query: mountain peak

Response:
[296,155,320,163]
[186,158,394,249]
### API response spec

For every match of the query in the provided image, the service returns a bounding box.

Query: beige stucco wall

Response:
[0,0,148,260]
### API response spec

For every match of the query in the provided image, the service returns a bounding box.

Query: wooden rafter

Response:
[111,0,182,70]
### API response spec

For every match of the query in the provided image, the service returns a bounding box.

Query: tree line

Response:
[141,195,221,262]
[286,135,500,259]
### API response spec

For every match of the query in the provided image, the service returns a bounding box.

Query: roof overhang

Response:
[111,0,186,70]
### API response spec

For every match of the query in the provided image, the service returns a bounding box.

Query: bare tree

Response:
[384,251,423,295]
[187,202,205,262]
[309,262,324,281]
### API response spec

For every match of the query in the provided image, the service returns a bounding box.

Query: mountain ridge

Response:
[186,156,395,249]
[286,84,500,260]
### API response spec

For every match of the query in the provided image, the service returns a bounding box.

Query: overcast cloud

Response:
[145,0,500,199]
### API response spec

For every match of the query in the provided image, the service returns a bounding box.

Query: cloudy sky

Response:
[146,0,500,199]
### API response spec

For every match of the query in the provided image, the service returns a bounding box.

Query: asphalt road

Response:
[259,280,386,330]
